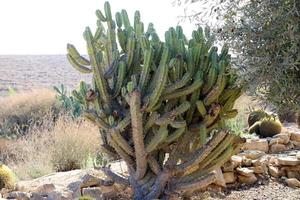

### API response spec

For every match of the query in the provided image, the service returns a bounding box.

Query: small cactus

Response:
[248,110,269,127]
[259,118,282,138]
[0,164,16,190]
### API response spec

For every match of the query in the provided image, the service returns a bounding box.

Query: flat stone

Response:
[7,191,30,200]
[252,156,269,167]
[238,174,257,185]
[270,144,288,153]
[213,168,226,187]
[223,172,236,184]
[269,137,287,145]
[242,139,269,152]
[222,161,235,172]
[273,133,290,144]
[239,150,266,160]
[15,169,120,200]
[290,132,300,142]
[291,140,300,148]
[277,156,300,166]
[33,184,55,196]
[286,178,300,188]
[287,171,300,180]
[269,166,281,178]
[82,187,104,200]
[231,155,243,168]
[236,167,254,177]
[248,166,265,174]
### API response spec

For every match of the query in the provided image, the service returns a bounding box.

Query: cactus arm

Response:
[146,47,169,111]
[112,61,126,97]
[144,112,160,133]
[197,134,236,170]
[165,127,185,143]
[164,72,191,94]
[67,54,92,74]
[145,125,168,153]
[84,27,110,104]
[67,44,91,66]
[139,48,153,93]
[203,75,226,106]
[83,111,110,130]
[170,120,186,128]
[148,155,161,175]
[108,135,135,171]
[173,172,216,193]
[155,101,190,126]
[110,128,134,156]
[129,90,147,180]
[173,131,227,174]
[161,78,203,101]
[126,33,136,67]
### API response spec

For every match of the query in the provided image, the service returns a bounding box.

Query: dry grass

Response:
[0,89,59,137]
[2,114,100,180]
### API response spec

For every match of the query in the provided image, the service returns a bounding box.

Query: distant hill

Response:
[0,55,91,95]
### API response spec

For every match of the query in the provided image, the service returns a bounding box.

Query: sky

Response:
[0,0,196,54]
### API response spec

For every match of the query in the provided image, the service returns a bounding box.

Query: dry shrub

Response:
[3,114,100,180]
[0,89,59,137]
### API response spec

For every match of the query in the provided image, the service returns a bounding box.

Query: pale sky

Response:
[0,0,196,54]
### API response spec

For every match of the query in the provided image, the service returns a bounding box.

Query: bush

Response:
[2,115,100,180]
[0,89,59,138]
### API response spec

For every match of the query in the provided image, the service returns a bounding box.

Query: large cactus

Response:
[67,2,244,199]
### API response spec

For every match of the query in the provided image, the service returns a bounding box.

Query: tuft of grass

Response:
[0,89,59,138]
[2,114,100,180]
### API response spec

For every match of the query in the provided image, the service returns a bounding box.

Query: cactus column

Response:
[67,2,244,199]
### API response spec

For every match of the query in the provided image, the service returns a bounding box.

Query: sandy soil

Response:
[0,55,91,96]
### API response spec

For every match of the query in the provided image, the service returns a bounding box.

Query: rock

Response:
[287,171,300,180]
[291,140,300,148]
[248,166,265,174]
[7,191,30,200]
[239,150,265,160]
[269,137,287,145]
[290,132,300,142]
[269,166,280,178]
[82,187,104,200]
[33,184,55,196]
[222,161,235,172]
[285,178,300,188]
[15,169,120,200]
[223,172,236,184]
[273,133,290,144]
[297,152,300,160]
[277,156,300,166]
[252,156,269,167]
[213,168,226,187]
[238,174,257,185]
[242,158,252,167]
[231,155,243,168]
[242,139,269,152]
[268,156,279,165]
[236,167,254,177]
[270,144,288,153]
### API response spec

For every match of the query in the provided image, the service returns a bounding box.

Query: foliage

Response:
[2,115,100,180]
[0,89,58,138]
[178,0,300,112]
[54,84,83,118]
[68,1,244,199]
